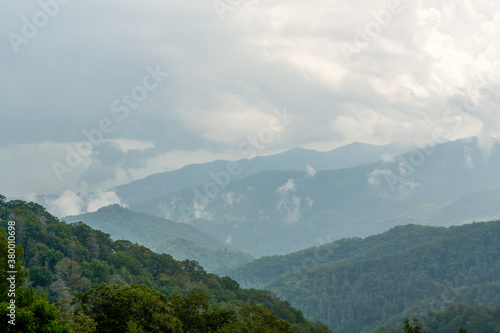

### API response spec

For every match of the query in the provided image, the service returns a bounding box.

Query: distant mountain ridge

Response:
[64,205,253,271]
[25,141,404,218]
[114,142,403,206]
[130,137,500,257]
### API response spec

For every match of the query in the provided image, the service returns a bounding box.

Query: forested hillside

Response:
[0,195,329,332]
[64,205,253,271]
[2,195,499,332]
[219,221,500,332]
[131,139,500,257]
[372,304,500,332]
[215,224,450,288]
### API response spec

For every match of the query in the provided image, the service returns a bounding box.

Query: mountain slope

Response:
[114,142,402,206]
[132,137,500,257]
[64,204,253,271]
[218,221,500,332]
[214,224,450,288]
[371,304,500,332]
[0,196,330,332]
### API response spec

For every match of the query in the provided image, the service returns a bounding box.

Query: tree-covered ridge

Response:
[266,221,500,332]
[64,204,254,271]
[153,237,253,272]
[218,220,500,332]
[215,224,450,288]
[372,304,500,332]
[0,196,330,332]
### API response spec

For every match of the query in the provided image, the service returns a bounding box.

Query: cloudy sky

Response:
[1,0,499,200]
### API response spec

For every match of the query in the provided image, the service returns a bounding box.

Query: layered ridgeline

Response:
[0,196,330,333]
[64,205,253,271]
[29,142,402,211]
[216,221,500,332]
[130,138,500,257]
[113,142,403,206]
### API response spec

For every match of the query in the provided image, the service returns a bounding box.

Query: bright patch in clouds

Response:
[47,191,84,217]
[109,139,155,153]
[46,190,126,217]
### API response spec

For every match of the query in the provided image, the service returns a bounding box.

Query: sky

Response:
[1,0,500,202]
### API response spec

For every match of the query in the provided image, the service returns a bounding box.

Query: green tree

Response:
[0,288,72,333]
[29,266,53,287]
[56,300,97,333]
[0,228,28,300]
[1,197,330,332]
[221,304,292,333]
[74,283,182,333]
[170,289,235,332]
[1,227,71,332]
[403,318,426,333]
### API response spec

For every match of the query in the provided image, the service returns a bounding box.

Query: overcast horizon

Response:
[2,0,500,202]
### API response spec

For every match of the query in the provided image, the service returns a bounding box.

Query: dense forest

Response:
[219,222,500,332]
[373,304,500,332]
[215,224,453,288]
[2,195,500,332]
[0,195,329,332]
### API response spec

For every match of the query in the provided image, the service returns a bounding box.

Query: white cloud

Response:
[367,168,420,200]
[158,196,182,220]
[464,153,474,168]
[368,169,392,187]
[277,179,296,194]
[86,190,126,213]
[306,196,314,208]
[306,165,317,177]
[192,201,214,221]
[225,192,244,206]
[277,195,301,224]
[47,191,84,217]
[0,141,93,197]
[46,190,126,217]
[477,129,497,158]
[108,139,155,153]
[174,94,283,147]
[225,193,234,206]
[381,154,396,162]
[276,178,301,223]
[21,192,38,203]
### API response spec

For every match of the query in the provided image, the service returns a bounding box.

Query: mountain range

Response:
[4,137,500,332]
[3,196,499,332]
[33,137,500,259]
[113,142,404,206]
[125,137,500,257]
